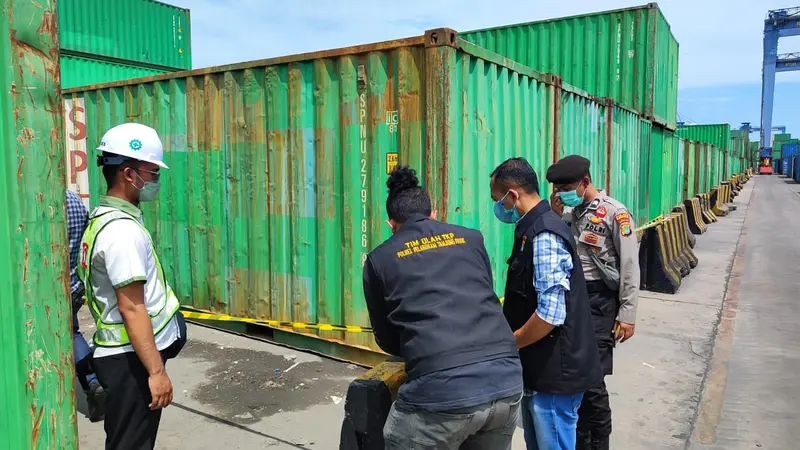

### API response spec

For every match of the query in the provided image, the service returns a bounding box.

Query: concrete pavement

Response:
[76,315,365,449]
[689,175,800,450]
[76,175,783,450]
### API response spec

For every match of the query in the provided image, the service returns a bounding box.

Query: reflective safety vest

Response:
[77,208,181,348]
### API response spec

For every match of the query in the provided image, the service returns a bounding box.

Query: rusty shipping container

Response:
[461,3,680,129]
[64,30,655,358]
[1,0,77,448]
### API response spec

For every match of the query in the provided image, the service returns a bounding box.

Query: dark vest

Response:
[503,200,603,394]
[368,215,519,380]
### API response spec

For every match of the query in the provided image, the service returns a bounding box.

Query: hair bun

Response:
[386,165,420,194]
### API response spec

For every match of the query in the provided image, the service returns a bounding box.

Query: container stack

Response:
[58,0,192,89]
[62,4,754,361]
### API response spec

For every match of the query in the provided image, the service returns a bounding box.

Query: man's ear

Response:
[430,209,438,220]
[386,219,397,233]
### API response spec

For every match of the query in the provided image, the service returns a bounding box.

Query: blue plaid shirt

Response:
[66,190,89,294]
[531,232,573,326]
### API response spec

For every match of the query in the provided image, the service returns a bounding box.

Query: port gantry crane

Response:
[759,7,800,174]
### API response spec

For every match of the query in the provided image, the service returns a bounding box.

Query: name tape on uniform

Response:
[396,232,467,259]
[180,307,373,334]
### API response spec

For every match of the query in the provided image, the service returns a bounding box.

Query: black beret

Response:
[546,155,591,184]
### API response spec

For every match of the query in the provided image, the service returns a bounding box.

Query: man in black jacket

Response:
[364,166,523,450]
[490,157,602,450]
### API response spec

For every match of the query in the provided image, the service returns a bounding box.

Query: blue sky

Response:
[171,0,800,142]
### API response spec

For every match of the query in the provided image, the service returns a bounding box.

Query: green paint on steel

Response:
[676,124,731,151]
[58,0,191,70]
[1,0,77,448]
[610,107,650,226]
[443,47,555,295]
[774,133,791,142]
[66,32,684,359]
[649,126,685,216]
[636,119,652,224]
[461,3,680,129]
[60,54,171,89]
[558,91,607,191]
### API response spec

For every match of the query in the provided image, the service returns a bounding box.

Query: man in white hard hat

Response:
[78,122,187,450]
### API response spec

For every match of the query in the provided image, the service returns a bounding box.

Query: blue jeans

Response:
[520,390,584,450]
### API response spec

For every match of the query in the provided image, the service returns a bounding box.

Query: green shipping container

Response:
[65,32,560,354]
[59,0,191,70]
[556,90,651,227]
[64,30,657,359]
[60,54,172,89]
[1,0,77,447]
[461,3,679,129]
[683,139,698,198]
[676,124,731,151]
[774,133,791,142]
[610,106,652,227]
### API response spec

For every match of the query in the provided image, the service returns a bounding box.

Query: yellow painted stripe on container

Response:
[180,307,374,334]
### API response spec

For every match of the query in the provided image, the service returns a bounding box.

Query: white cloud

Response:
[171,0,800,88]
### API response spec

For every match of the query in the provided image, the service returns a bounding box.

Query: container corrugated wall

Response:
[781,143,798,178]
[558,88,607,191]
[461,3,679,129]
[58,0,191,70]
[611,106,649,226]
[683,139,697,198]
[1,0,77,447]
[676,124,731,150]
[60,54,171,89]
[66,34,563,353]
[441,41,556,298]
[64,30,684,360]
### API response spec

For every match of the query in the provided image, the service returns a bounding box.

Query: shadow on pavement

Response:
[171,402,311,449]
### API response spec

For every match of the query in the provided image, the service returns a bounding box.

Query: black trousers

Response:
[93,352,167,450]
[577,283,618,439]
[577,380,612,438]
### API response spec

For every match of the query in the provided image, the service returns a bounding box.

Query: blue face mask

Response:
[557,183,585,208]
[493,191,521,224]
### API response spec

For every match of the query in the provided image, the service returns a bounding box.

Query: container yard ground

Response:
[75,177,784,450]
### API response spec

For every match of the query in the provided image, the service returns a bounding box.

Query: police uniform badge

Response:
[615,212,632,236]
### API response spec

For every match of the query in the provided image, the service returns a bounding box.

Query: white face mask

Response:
[131,170,161,202]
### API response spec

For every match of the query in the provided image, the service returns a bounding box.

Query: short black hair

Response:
[490,157,540,194]
[386,165,432,223]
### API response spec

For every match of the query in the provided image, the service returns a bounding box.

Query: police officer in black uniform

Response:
[364,166,523,450]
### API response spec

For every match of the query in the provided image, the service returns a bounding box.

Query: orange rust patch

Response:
[30,405,43,448]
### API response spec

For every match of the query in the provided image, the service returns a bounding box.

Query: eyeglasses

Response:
[136,167,161,180]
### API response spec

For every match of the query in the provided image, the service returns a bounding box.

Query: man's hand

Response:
[550,191,564,217]
[148,370,173,410]
[614,321,635,343]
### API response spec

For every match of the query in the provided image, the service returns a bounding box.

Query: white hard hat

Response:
[96,123,169,169]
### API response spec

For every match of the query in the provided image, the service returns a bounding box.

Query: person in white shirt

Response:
[78,123,186,450]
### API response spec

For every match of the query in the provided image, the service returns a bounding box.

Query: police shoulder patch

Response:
[620,222,632,237]
[614,212,631,225]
